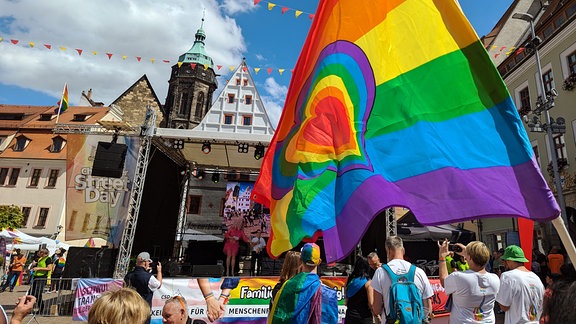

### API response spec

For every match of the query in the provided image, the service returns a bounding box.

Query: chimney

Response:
[87,89,93,100]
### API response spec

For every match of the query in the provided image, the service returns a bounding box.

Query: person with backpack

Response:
[438,240,500,323]
[371,236,433,324]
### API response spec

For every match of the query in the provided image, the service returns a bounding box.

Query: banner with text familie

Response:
[65,134,140,245]
[149,277,347,323]
[73,278,124,321]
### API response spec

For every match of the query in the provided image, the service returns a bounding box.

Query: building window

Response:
[554,15,566,28]
[51,136,65,153]
[21,207,31,227]
[245,95,252,105]
[13,136,28,152]
[228,94,235,104]
[8,168,20,186]
[29,169,42,187]
[568,3,576,18]
[187,195,202,214]
[36,208,49,227]
[224,115,233,125]
[236,78,240,85]
[553,134,566,160]
[542,24,554,39]
[243,79,248,86]
[519,87,530,112]
[179,93,191,115]
[81,213,90,233]
[242,115,252,126]
[69,210,78,231]
[568,50,576,75]
[47,169,59,187]
[543,69,554,94]
[0,168,8,185]
[195,92,205,118]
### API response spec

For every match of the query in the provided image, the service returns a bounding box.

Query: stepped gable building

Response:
[164,19,218,129]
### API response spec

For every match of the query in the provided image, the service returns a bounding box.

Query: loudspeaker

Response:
[62,247,118,278]
[92,142,128,178]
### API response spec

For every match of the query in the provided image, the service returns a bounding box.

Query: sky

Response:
[0,0,514,127]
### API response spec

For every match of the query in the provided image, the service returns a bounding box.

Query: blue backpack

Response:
[382,264,424,324]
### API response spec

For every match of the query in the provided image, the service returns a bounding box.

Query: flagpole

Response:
[55,83,67,124]
[551,216,576,269]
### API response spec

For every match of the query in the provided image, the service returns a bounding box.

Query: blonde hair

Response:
[279,251,301,284]
[465,241,490,267]
[88,288,150,324]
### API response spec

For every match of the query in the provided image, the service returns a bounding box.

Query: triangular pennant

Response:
[295,10,303,18]
[76,49,83,55]
[267,3,276,10]
[59,46,67,50]
[10,39,18,45]
[499,46,506,51]
[490,45,497,50]
[163,60,170,63]
[151,58,155,63]
[282,7,289,14]
[291,69,294,73]
[229,66,235,71]
[177,62,183,67]
[0,37,2,43]
[516,48,525,54]
[28,42,34,48]
[203,64,208,69]
[136,56,142,61]
[254,67,261,74]
[505,47,516,55]
[278,68,285,75]
[242,67,247,72]
[191,63,197,69]
[254,0,261,4]
[92,51,98,55]
[217,65,222,70]
[122,55,127,60]
[309,14,314,20]
[267,68,272,74]
[106,53,113,59]
[44,44,51,49]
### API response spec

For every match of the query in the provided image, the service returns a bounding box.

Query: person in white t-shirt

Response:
[250,230,266,276]
[438,240,500,323]
[496,245,544,324]
[371,236,434,322]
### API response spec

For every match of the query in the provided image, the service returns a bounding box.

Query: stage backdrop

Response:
[65,134,140,245]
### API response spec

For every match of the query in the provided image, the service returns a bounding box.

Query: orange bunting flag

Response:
[516,48,525,54]
[217,65,222,70]
[44,44,51,49]
[268,2,276,10]
[11,39,18,44]
[267,68,272,74]
[76,49,83,55]
[177,62,183,67]
[254,67,261,74]
[278,68,285,75]
[163,60,170,63]
[242,67,247,72]
[309,14,314,20]
[254,0,261,4]
[28,42,34,48]
[295,10,303,18]
[191,63,197,69]
[106,53,113,59]
[499,46,506,51]
[282,7,289,14]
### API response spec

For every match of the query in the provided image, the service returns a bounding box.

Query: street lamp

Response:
[513,12,568,226]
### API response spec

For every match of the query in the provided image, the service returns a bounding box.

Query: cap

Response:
[137,252,152,262]
[501,245,529,263]
[301,243,321,266]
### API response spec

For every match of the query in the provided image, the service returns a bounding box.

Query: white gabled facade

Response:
[196,60,275,135]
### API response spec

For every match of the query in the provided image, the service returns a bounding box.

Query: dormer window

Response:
[0,113,25,120]
[13,135,29,152]
[39,113,54,121]
[72,114,94,122]
[51,136,66,153]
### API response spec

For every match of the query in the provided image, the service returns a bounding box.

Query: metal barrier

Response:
[28,277,77,316]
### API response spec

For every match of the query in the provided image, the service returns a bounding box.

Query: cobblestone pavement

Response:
[0,285,76,323]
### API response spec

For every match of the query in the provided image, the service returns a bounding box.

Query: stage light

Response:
[212,172,220,183]
[254,144,265,160]
[238,143,249,153]
[202,142,211,154]
[172,139,184,149]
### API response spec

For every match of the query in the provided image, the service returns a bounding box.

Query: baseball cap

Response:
[301,243,321,266]
[501,245,529,263]
[137,252,152,262]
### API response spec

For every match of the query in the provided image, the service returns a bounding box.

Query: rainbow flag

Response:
[54,83,68,115]
[252,0,560,262]
[84,237,95,248]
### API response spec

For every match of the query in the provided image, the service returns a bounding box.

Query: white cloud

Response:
[0,0,246,105]
[220,0,257,15]
[259,77,288,127]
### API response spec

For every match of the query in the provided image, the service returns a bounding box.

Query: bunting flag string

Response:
[253,0,315,20]
[0,35,294,76]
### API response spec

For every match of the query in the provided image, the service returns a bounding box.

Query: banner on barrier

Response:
[73,278,124,321]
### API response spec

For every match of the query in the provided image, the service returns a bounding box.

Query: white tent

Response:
[0,229,69,255]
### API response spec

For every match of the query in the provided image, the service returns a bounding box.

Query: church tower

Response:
[164,18,217,129]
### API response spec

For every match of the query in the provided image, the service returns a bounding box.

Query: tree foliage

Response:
[0,205,24,230]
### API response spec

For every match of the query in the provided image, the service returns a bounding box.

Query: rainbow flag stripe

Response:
[252,0,560,262]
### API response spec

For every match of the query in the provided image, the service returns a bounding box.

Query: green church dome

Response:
[179,22,214,69]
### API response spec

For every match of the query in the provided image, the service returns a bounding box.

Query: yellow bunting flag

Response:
[92,51,98,55]
[0,37,3,42]
[28,42,35,48]
[279,68,285,75]
[254,67,261,74]
[151,58,155,63]
[59,47,67,50]
[203,64,208,70]
[295,10,303,18]
[268,2,276,10]
[229,66,235,71]
[178,62,183,67]
[122,55,127,60]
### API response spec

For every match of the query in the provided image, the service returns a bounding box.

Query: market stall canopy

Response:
[0,229,69,254]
